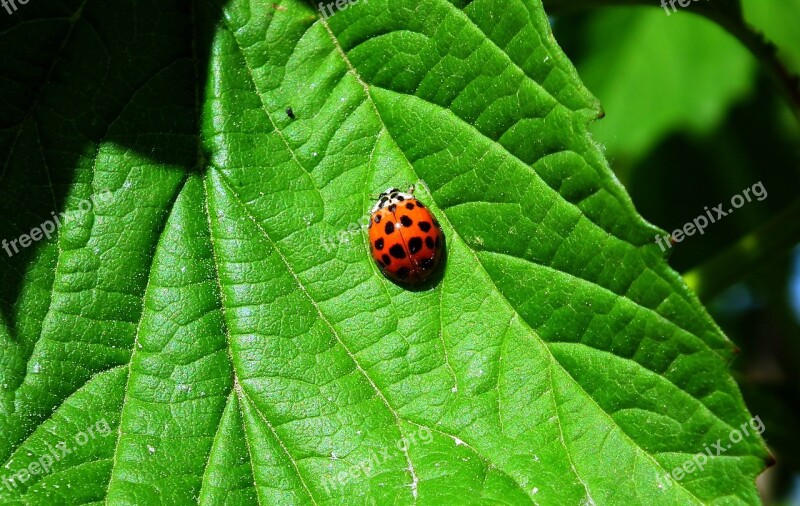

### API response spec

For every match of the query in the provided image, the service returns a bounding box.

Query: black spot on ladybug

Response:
[389,244,406,259]
[408,237,422,254]
[395,267,410,279]
[425,236,434,249]
[388,204,397,212]
[380,196,388,204]
[382,254,391,266]
[374,238,384,250]
[374,214,382,224]
[418,221,431,232]
[390,192,398,199]
[416,201,425,208]
[385,222,395,234]
[400,215,413,227]
[405,203,415,210]
[397,195,405,201]
[286,107,295,119]
[418,257,434,269]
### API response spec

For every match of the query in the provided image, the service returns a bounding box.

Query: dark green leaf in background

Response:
[743,0,800,76]
[0,0,769,504]
[567,7,756,164]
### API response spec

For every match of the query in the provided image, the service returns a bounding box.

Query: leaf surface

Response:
[0,0,768,504]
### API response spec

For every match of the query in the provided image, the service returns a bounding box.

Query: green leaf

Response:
[743,0,800,74]
[558,6,756,163]
[0,0,768,503]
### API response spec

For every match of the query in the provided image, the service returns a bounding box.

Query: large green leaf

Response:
[0,0,768,503]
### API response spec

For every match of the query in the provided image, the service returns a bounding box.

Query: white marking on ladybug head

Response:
[371,187,414,213]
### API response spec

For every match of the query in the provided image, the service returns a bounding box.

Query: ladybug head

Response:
[371,187,414,213]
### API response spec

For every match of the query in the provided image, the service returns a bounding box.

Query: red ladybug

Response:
[368,187,444,284]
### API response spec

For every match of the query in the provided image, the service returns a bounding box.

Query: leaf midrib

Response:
[214,169,420,504]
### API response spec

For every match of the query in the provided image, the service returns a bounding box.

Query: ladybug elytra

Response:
[368,187,444,284]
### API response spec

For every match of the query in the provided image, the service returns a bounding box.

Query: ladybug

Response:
[368,187,444,284]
